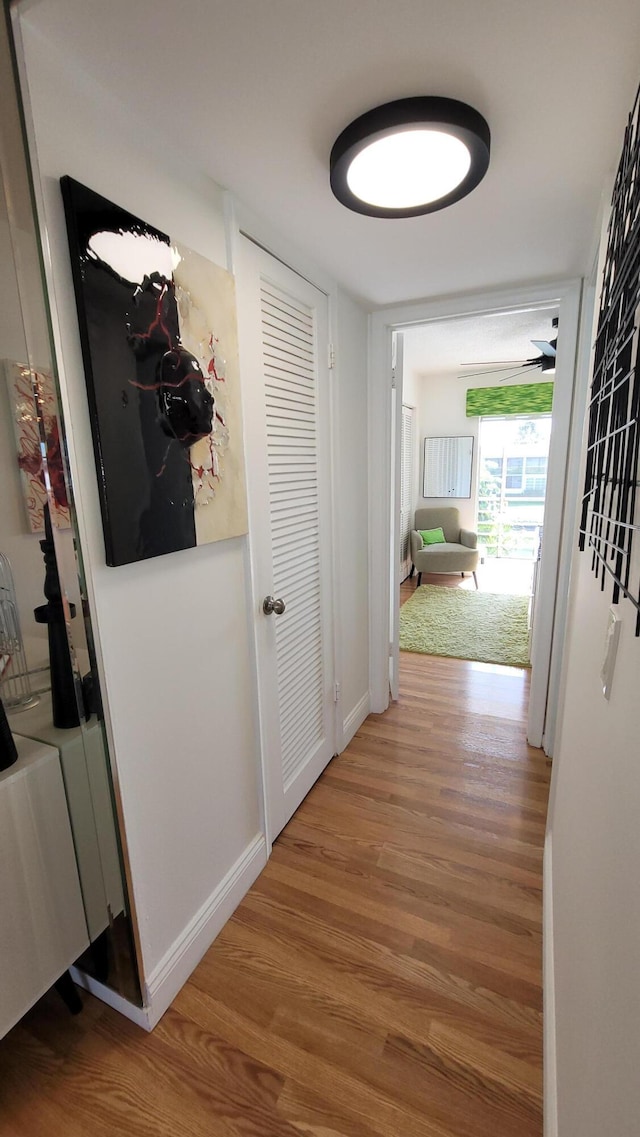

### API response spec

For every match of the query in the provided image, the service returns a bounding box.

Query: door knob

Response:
[263,595,286,616]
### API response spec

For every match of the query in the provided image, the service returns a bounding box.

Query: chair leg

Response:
[461,572,464,578]
[416,572,422,588]
[409,564,415,578]
[473,571,478,590]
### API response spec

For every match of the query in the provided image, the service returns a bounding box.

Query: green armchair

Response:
[410,506,479,589]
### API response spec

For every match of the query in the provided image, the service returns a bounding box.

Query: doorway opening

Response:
[376,281,583,753]
[396,305,558,691]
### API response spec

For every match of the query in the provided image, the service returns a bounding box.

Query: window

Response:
[505,457,523,491]
[477,415,551,560]
[525,457,546,474]
[484,456,503,479]
[523,456,547,498]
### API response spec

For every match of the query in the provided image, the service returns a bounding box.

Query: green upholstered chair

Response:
[410,507,479,589]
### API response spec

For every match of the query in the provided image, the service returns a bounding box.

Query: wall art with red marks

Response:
[61,177,248,567]
[4,361,70,533]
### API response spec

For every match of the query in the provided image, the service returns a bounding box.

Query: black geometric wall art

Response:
[579,84,640,634]
[61,177,247,567]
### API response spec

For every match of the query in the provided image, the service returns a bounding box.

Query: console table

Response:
[0,736,89,1038]
[9,692,124,941]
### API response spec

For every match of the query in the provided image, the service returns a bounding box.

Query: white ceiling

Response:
[22,0,640,307]
[402,305,560,379]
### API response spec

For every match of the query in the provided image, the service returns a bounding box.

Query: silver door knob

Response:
[263,595,286,616]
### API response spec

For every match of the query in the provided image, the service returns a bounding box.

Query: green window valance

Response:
[466,382,554,418]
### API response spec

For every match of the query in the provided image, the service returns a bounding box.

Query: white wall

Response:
[404,364,554,533]
[0,221,85,668]
[0,215,48,638]
[20,22,263,988]
[548,540,640,1136]
[19,13,371,1008]
[545,172,640,1130]
[400,348,420,410]
[1,30,79,654]
[0,219,27,360]
[412,369,478,530]
[0,191,51,643]
[397,344,420,530]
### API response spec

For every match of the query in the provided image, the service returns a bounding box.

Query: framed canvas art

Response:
[61,177,248,567]
[4,360,70,532]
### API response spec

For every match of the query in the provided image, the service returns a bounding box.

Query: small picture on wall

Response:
[423,435,474,498]
[61,176,248,567]
[4,360,70,532]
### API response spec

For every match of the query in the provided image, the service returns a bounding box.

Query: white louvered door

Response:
[237,237,335,842]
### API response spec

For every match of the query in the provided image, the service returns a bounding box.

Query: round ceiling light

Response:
[330,97,490,218]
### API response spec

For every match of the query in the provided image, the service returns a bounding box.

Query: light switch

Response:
[601,606,622,700]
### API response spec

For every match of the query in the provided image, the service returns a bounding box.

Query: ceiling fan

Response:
[459,318,558,382]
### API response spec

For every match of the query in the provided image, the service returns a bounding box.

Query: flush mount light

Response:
[330,97,490,218]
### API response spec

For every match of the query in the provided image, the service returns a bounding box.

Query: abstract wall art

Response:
[61,177,248,567]
[4,360,70,532]
[578,84,640,634]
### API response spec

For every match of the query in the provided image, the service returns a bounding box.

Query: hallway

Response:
[0,654,548,1137]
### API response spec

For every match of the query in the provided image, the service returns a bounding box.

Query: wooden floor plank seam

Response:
[0,642,549,1136]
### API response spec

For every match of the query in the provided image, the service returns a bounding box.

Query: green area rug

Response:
[399,585,531,668]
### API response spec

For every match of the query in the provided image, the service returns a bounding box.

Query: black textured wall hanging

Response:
[579,84,640,634]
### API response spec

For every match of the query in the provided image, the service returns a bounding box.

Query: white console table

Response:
[0,736,89,1039]
[9,693,125,941]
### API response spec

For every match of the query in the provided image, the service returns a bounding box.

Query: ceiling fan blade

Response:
[530,339,557,357]
[498,364,541,383]
[458,362,531,379]
[459,359,527,367]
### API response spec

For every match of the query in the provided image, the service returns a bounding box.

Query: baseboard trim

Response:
[70,966,153,1031]
[543,831,558,1137]
[342,692,370,750]
[143,833,268,1029]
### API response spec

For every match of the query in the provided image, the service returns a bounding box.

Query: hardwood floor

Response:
[0,653,548,1137]
[400,559,534,599]
[401,571,476,602]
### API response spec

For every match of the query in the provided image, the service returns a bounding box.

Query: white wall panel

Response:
[336,289,369,729]
[0,736,88,1038]
[20,23,262,987]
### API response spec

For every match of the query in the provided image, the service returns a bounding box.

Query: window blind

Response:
[466,382,554,418]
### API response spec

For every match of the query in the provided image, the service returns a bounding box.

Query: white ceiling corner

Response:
[402,306,560,379]
[21,0,640,307]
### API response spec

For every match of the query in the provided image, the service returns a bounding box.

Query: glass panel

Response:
[484,456,503,478]
[525,456,547,474]
[476,415,551,561]
[0,8,141,1006]
[505,456,524,490]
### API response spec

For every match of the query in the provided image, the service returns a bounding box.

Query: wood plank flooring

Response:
[0,652,549,1136]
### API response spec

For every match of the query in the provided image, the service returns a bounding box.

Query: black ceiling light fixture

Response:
[330,97,491,219]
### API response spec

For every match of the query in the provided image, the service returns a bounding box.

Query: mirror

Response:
[0,7,141,1022]
[423,435,474,498]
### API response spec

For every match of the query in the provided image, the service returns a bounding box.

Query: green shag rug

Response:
[399,584,531,668]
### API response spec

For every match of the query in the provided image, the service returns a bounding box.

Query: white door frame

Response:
[399,400,416,585]
[227,195,341,848]
[388,333,402,702]
[369,278,584,754]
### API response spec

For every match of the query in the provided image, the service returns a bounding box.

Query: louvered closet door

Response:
[238,238,335,842]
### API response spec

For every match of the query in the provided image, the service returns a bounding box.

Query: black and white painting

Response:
[62,177,247,567]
